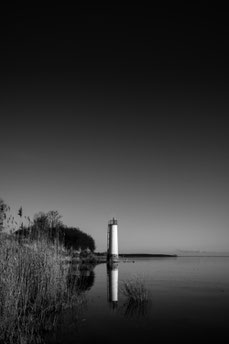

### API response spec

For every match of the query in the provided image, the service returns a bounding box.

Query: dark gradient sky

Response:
[1,6,229,252]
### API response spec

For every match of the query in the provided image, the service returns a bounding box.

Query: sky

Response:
[0,6,229,253]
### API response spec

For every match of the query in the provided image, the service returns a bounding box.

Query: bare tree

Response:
[47,210,63,229]
[33,212,49,231]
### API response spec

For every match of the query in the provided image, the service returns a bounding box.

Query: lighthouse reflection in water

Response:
[107,262,119,309]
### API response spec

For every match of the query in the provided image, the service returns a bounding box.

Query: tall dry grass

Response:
[120,276,151,318]
[0,234,84,344]
[120,276,149,303]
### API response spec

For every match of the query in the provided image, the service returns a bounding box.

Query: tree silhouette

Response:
[47,210,62,229]
[0,199,10,232]
[15,209,96,252]
[33,212,49,232]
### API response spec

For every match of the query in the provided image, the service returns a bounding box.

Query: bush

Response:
[16,225,96,252]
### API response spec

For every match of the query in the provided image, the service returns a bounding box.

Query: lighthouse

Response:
[107,218,119,261]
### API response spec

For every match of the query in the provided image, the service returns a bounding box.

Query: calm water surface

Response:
[46,257,229,343]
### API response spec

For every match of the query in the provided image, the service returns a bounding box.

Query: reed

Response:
[0,234,84,344]
[120,276,149,303]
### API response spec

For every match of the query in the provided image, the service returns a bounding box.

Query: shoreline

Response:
[119,253,177,258]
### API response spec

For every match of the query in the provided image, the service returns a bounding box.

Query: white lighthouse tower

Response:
[107,218,119,261]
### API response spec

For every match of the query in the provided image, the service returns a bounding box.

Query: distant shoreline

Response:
[119,254,177,258]
[118,254,229,258]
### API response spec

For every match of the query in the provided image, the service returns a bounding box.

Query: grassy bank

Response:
[0,234,85,344]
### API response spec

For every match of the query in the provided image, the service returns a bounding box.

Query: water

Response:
[46,257,229,343]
